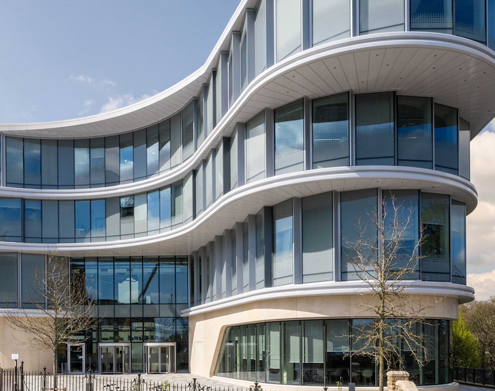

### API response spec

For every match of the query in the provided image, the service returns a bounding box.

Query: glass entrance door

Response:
[99,344,130,374]
[68,344,85,374]
[145,344,176,373]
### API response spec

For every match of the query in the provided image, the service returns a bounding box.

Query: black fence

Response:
[453,367,495,387]
[0,370,251,391]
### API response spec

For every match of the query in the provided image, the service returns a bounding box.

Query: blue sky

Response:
[0,0,239,123]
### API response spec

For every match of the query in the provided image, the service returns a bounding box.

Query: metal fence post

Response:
[19,362,23,391]
[43,367,47,391]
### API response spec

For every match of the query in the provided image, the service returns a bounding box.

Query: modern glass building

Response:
[0,0,493,389]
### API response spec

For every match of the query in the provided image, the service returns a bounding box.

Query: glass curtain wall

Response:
[312,0,350,45]
[275,0,301,62]
[272,200,294,286]
[451,201,466,284]
[355,93,395,165]
[312,93,349,168]
[454,0,486,43]
[246,111,266,183]
[411,0,453,34]
[434,104,458,175]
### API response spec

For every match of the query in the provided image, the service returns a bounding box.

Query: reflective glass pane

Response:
[147,125,159,178]
[241,30,248,93]
[115,258,131,304]
[326,319,350,386]
[75,200,91,241]
[59,201,75,242]
[302,321,324,385]
[356,93,394,165]
[21,254,45,308]
[435,104,458,174]
[276,0,301,62]
[275,100,304,175]
[246,111,266,183]
[195,165,204,216]
[6,137,24,187]
[171,113,182,168]
[25,200,42,241]
[75,139,90,188]
[105,136,120,186]
[41,139,58,189]
[256,210,265,289]
[313,0,350,45]
[451,201,466,284]
[215,145,224,200]
[182,101,194,161]
[58,140,74,189]
[312,93,349,168]
[302,193,333,283]
[455,0,486,43]
[42,200,59,242]
[254,0,267,77]
[91,200,106,239]
[131,258,143,304]
[120,196,134,237]
[105,198,120,240]
[421,193,450,281]
[205,154,214,207]
[340,189,378,280]
[160,187,171,232]
[120,133,134,183]
[134,129,147,181]
[90,138,105,186]
[142,258,159,304]
[160,257,175,304]
[411,0,453,33]
[230,130,238,189]
[148,191,160,234]
[360,0,404,34]
[176,256,188,304]
[85,258,98,302]
[172,182,183,228]
[24,138,41,188]
[459,119,470,180]
[398,96,433,169]
[267,322,281,383]
[272,199,293,287]
[159,120,171,172]
[197,92,204,147]
[282,321,300,385]
[98,258,114,304]
[0,254,18,307]
[134,193,147,236]
[0,199,22,241]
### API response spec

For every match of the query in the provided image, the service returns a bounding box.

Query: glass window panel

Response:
[147,191,160,235]
[105,135,120,186]
[228,52,233,109]
[489,0,495,51]
[276,0,301,62]
[160,187,171,232]
[312,93,349,168]
[435,104,458,174]
[142,258,159,305]
[25,200,42,241]
[24,138,41,188]
[120,133,134,183]
[134,128,147,181]
[183,173,194,223]
[451,201,466,284]
[176,256,188,304]
[134,193,147,236]
[267,322,281,383]
[115,258,131,304]
[21,254,45,308]
[42,200,59,242]
[58,140,74,189]
[159,119,171,172]
[41,139,58,189]
[91,200,106,239]
[205,155,214,207]
[147,125,159,178]
[195,165,204,216]
[459,119,470,180]
[75,200,91,242]
[340,189,378,281]
[351,319,376,386]
[160,257,175,304]
[98,258,114,304]
[242,220,249,293]
[360,0,404,34]
[254,0,267,77]
[206,80,214,134]
[241,29,248,93]
[302,320,324,385]
[383,190,420,277]
[214,70,222,126]
[0,253,18,307]
[74,139,90,188]
[171,113,182,168]
[272,199,293,287]
[398,96,433,169]
[0,199,22,241]
[197,92,205,147]
[302,193,333,283]
[59,201,75,242]
[182,101,194,161]
[411,0,453,33]
[313,0,350,45]
[230,130,238,189]
[85,258,98,302]
[421,193,450,281]
[90,138,105,186]
[455,0,486,42]
[105,197,120,240]
[256,210,265,289]
[172,182,183,228]
[355,93,395,165]
[131,257,143,304]
[246,111,266,183]
[326,319,351,386]
[282,321,301,385]
[275,100,304,175]
[215,144,224,200]
[120,196,134,237]
[6,137,24,187]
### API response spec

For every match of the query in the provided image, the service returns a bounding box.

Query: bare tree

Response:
[344,194,434,391]
[2,254,97,389]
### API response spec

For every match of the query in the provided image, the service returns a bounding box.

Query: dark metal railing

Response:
[453,367,495,387]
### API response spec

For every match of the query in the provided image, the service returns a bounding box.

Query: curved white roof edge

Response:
[0,0,494,138]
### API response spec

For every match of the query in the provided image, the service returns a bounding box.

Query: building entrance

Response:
[67,343,85,374]
[144,343,176,373]
[99,344,131,374]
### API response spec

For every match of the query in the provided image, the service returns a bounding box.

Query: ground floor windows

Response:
[215,319,450,387]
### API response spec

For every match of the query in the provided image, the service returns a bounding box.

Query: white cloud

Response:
[78,100,96,116]
[100,93,151,113]
[70,75,116,88]
[468,270,495,301]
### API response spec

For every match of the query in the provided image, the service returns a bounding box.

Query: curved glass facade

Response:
[215,319,450,387]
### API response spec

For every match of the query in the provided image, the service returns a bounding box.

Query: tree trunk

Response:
[53,349,58,390]
[379,321,384,391]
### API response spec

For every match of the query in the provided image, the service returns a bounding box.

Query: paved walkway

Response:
[460,385,494,391]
